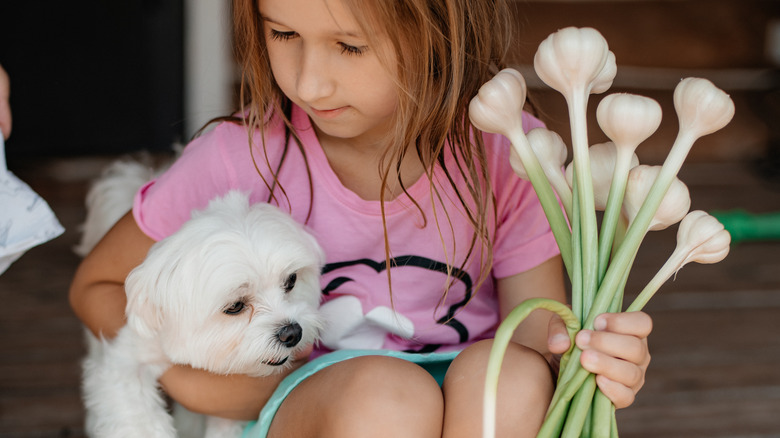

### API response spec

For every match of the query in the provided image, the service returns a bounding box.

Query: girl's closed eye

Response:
[268,27,366,57]
[269,28,297,42]
[339,42,367,56]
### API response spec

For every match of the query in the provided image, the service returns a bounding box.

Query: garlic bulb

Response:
[533,27,616,96]
[627,210,731,311]
[534,27,618,297]
[675,210,731,265]
[565,142,639,210]
[511,128,572,214]
[591,51,617,94]
[623,165,690,231]
[469,68,574,273]
[597,93,662,153]
[468,68,526,137]
[674,78,735,140]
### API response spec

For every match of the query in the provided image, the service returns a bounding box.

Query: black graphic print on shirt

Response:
[321,255,474,353]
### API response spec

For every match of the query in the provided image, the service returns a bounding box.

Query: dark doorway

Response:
[0,0,184,161]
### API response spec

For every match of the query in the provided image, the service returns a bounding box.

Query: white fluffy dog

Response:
[77,159,324,438]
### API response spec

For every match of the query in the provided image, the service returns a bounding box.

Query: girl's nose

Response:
[296,46,335,103]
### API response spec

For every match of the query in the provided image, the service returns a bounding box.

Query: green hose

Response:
[711,210,780,243]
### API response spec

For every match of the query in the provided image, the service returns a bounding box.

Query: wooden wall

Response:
[505,0,780,164]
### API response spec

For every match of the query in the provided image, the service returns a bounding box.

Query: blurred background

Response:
[1,0,780,436]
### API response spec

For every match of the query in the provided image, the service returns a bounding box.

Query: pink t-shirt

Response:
[133,105,559,354]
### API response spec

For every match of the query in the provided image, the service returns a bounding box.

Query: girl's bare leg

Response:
[268,355,444,438]
[442,340,554,438]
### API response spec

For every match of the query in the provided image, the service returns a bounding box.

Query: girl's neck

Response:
[315,127,425,202]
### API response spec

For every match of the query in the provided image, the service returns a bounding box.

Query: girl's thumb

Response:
[547,313,572,354]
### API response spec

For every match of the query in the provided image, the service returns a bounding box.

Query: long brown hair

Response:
[231,0,513,305]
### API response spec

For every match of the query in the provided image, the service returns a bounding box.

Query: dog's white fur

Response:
[78,159,324,438]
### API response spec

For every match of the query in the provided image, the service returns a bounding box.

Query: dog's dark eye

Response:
[223,301,246,315]
[283,272,297,293]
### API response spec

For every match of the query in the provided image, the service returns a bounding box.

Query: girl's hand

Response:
[548,311,652,408]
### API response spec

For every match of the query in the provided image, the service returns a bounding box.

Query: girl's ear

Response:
[124,265,163,339]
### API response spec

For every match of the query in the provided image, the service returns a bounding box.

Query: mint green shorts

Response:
[241,349,460,438]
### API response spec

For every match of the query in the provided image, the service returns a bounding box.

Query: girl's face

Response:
[259,0,399,150]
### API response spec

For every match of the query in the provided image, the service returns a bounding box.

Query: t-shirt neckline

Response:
[292,105,440,216]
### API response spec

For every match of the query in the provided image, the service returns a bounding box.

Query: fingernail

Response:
[594,316,607,331]
[550,333,569,346]
[576,330,591,347]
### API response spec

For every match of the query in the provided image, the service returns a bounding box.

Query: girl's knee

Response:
[332,356,444,436]
[446,339,553,394]
[442,340,553,437]
[279,355,443,438]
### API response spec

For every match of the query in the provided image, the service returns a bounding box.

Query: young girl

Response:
[70,0,653,436]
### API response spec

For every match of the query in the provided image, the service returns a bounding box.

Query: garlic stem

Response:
[525,128,573,219]
[483,298,579,438]
[540,364,591,436]
[534,27,617,327]
[623,165,691,233]
[571,175,583,321]
[591,390,614,438]
[589,80,733,324]
[627,211,731,311]
[568,91,601,323]
[562,374,597,438]
[596,93,662,280]
[469,69,573,275]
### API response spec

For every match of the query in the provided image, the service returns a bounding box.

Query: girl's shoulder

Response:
[134,111,309,241]
[189,114,287,153]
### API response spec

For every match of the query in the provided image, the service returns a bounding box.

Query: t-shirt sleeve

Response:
[489,112,562,278]
[132,123,241,241]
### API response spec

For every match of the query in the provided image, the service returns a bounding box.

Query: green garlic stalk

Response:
[534,27,617,322]
[565,142,639,212]
[595,93,662,281]
[469,68,573,275]
[543,77,735,435]
[513,127,573,220]
[623,165,691,233]
[482,299,580,438]
[475,27,735,438]
[584,78,733,330]
[627,210,731,311]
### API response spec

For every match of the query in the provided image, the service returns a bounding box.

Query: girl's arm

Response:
[69,212,298,420]
[497,254,652,409]
[69,212,153,338]
[496,255,568,360]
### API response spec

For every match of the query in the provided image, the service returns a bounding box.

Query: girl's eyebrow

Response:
[259,14,361,38]
[259,14,283,26]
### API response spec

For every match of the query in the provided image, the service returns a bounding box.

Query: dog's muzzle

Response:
[275,322,303,348]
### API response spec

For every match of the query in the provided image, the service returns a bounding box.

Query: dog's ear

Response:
[124,264,163,338]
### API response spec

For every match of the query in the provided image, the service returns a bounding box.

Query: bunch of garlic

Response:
[470,26,735,438]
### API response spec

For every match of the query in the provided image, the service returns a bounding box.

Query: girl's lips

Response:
[310,106,348,120]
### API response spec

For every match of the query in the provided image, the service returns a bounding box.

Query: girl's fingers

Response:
[596,311,653,339]
[577,346,645,391]
[575,311,652,407]
[547,313,573,354]
[595,375,637,409]
[576,328,650,367]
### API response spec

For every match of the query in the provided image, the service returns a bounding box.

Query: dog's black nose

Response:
[276,322,303,348]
